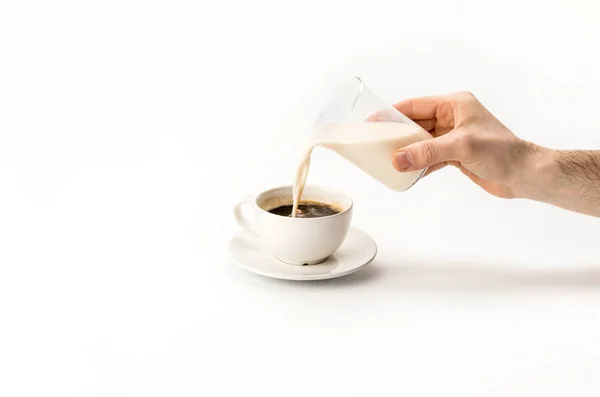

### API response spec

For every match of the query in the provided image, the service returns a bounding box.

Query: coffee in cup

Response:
[267,201,342,218]
[233,185,353,265]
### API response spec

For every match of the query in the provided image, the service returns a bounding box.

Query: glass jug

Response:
[313,77,433,192]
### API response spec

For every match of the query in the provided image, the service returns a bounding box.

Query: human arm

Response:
[392,92,600,217]
[521,148,600,217]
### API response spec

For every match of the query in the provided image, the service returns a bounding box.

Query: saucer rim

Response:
[229,227,377,281]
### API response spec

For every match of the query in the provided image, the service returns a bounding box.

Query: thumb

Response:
[393,134,459,171]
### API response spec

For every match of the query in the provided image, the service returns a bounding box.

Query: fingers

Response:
[415,118,435,132]
[393,134,461,171]
[393,96,443,120]
[394,92,478,130]
[367,113,436,135]
[366,110,391,122]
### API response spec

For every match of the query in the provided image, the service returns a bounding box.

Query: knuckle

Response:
[453,91,478,108]
[459,90,476,101]
[420,141,439,163]
[436,101,454,123]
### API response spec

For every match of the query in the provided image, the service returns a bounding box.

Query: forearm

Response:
[521,147,600,217]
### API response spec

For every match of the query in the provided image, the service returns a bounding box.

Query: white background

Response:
[2,0,600,396]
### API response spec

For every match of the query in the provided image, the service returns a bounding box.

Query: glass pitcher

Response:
[313,77,433,192]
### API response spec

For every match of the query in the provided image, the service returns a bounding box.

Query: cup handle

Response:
[233,196,258,237]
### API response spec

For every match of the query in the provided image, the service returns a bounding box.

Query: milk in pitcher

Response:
[291,121,433,217]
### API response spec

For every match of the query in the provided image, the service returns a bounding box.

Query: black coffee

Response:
[268,202,341,218]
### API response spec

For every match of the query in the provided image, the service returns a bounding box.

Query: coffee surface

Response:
[268,202,340,218]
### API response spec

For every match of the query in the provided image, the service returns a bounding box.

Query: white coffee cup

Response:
[233,185,353,265]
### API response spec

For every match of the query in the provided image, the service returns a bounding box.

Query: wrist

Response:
[516,144,560,202]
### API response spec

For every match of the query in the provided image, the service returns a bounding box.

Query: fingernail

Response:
[394,151,413,170]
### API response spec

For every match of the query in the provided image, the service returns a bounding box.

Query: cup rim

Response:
[255,184,353,220]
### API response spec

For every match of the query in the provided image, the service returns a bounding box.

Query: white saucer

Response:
[229,227,377,281]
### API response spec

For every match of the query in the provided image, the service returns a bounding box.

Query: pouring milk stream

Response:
[291,121,433,217]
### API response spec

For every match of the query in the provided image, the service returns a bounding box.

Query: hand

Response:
[392,91,542,199]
